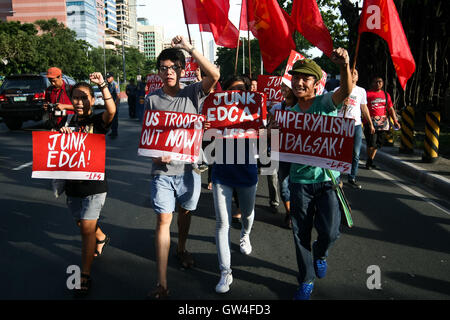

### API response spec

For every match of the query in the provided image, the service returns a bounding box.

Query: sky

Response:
[138,0,242,46]
[137,0,322,58]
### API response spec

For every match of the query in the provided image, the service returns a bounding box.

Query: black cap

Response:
[106,72,114,78]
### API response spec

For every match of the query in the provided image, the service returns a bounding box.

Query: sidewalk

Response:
[361,141,450,198]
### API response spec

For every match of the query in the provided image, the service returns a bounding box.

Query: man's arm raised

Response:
[331,48,352,106]
[171,35,220,95]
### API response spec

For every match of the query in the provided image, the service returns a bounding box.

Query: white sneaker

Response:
[240,234,252,255]
[215,271,233,293]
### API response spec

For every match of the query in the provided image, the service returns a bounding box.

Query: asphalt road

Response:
[0,104,449,301]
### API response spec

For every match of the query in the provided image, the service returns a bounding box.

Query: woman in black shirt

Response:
[59,72,116,295]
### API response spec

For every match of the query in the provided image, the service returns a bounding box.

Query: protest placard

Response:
[257,75,283,105]
[138,110,205,163]
[202,90,267,138]
[282,50,327,95]
[272,109,355,173]
[181,57,199,82]
[32,131,106,180]
[145,74,163,95]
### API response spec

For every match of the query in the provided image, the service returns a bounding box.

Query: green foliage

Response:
[0,19,148,83]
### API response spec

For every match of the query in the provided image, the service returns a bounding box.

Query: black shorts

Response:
[364,126,386,149]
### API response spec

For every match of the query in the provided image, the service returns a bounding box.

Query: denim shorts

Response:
[150,170,201,214]
[67,192,107,221]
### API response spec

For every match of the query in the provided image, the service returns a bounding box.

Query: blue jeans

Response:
[213,183,256,273]
[278,162,290,202]
[289,181,341,284]
[349,125,362,181]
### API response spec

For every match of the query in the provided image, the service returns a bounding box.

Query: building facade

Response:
[137,18,164,61]
[0,0,67,24]
[66,0,98,47]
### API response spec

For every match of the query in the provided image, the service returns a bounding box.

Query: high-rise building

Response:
[0,0,67,24]
[116,0,138,48]
[66,0,98,47]
[137,19,164,61]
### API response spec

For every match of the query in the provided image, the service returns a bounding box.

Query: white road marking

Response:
[373,169,450,216]
[12,161,33,171]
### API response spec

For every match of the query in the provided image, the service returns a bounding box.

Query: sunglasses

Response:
[159,65,181,72]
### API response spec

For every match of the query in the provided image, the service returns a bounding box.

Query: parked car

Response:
[0,73,75,130]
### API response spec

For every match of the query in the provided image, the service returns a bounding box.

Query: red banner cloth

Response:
[291,0,334,57]
[183,0,239,48]
[257,75,283,104]
[202,91,267,139]
[273,110,355,173]
[138,110,205,163]
[358,0,415,90]
[32,131,106,180]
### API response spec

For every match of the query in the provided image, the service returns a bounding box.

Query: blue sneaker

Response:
[293,282,314,300]
[314,259,328,279]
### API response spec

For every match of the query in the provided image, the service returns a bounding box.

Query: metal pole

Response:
[122,26,126,83]
[103,34,107,76]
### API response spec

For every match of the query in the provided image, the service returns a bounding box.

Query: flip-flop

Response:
[94,235,110,257]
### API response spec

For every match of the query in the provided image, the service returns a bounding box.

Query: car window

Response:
[1,77,46,91]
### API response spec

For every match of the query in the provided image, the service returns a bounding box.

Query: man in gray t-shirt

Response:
[146,35,220,300]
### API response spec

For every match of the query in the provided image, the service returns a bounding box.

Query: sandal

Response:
[176,250,195,269]
[94,235,110,257]
[148,284,169,300]
[73,273,91,297]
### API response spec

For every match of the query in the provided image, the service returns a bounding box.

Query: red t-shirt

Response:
[45,81,74,114]
[366,90,393,118]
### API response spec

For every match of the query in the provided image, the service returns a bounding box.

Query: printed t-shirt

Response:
[335,85,367,126]
[365,90,393,121]
[144,81,207,175]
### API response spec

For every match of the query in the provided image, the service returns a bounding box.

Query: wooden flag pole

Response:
[352,33,361,72]
[234,36,241,75]
[181,4,193,45]
[199,25,205,56]
[247,0,251,79]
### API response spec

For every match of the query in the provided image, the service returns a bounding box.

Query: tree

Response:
[339,0,449,116]
[34,19,92,80]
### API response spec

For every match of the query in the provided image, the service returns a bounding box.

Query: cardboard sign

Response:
[32,131,106,180]
[282,50,306,87]
[272,110,355,173]
[181,57,199,82]
[257,75,283,104]
[202,91,267,138]
[146,74,163,95]
[282,50,327,95]
[138,110,205,163]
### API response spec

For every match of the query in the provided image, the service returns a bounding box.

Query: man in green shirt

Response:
[288,48,352,300]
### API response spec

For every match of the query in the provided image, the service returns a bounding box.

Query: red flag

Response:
[291,0,333,57]
[358,0,415,90]
[239,0,249,31]
[181,0,209,24]
[183,0,239,48]
[244,0,296,73]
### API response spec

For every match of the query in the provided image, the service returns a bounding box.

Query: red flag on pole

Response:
[182,0,239,48]
[181,0,209,24]
[243,0,295,73]
[358,0,415,90]
[291,0,333,57]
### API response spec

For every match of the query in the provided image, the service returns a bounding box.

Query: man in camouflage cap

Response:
[287,48,353,300]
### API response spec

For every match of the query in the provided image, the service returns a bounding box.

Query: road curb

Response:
[361,143,450,197]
